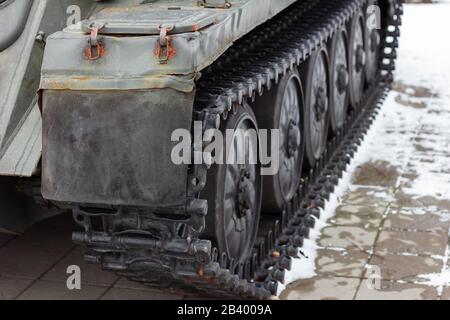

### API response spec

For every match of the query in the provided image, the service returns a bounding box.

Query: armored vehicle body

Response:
[0,0,403,298]
[0,0,96,232]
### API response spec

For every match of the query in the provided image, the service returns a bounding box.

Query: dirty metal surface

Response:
[42,89,194,209]
[0,0,95,177]
[40,0,297,92]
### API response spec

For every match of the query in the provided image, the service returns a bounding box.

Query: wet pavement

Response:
[281,2,450,300]
[281,154,450,300]
[1,3,450,300]
[0,213,194,300]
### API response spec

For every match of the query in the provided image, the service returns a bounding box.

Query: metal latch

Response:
[85,23,105,60]
[156,24,176,64]
[197,0,232,9]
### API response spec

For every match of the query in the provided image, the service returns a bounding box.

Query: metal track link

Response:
[73,0,403,299]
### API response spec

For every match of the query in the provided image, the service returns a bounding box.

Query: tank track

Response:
[72,0,403,299]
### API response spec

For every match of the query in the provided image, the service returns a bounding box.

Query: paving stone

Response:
[394,190,450,212]
[101,288,184,300]
[0,233,14,247]
[355,280,439,300]
[351,161,400,188]
[368,253,442,282]
[384,209,450,232]
[328,204,385,228]
[0,247,62,279]
[315,249,369,278]
[441,287,450,300]
[41,212,76,229]
[43,251,118,287]
[340,187,393,208]
[72,245,85,254]
[5,224,74,254]
[318,226,378,251]
[114,277,167,291]
[0,276,33,300]
[17,280,105,300]
[114,278,206,299]
[415,197,450,212]
[375,228,449,256]
[281,276,360,300]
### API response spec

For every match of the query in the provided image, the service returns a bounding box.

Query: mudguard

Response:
[41,89,194,210]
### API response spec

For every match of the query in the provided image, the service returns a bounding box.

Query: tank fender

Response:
[41,88,195,212]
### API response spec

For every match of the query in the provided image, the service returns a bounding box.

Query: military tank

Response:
[1,0,402,298]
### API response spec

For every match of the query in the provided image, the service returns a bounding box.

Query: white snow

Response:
[417,230,450,296]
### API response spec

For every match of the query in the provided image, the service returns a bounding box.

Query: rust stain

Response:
[71,76,92,81]
[96,5,144,14]
[197,265,205,277]
[155,38,176,63]
[84,42,106,61]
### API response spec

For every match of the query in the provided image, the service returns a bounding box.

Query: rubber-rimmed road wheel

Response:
[301,48,330,169]
[253,70,304,213]
[329,28,350,135]
[365,0,382,85]
[202,102,262,263]
[348,10,366,108]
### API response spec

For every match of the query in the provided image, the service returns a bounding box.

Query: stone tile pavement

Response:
[282,1,450,299]
[0,213,193,300]
[281,81,450,300]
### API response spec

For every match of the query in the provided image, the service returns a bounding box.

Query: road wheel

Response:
[202,102,262,262]
[329,28,350,135]
[301,48,330,168]
[365,0,382,85]
[348,10,366,108]
[253,70,305,213]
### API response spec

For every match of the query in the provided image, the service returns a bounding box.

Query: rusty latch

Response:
[156,24,175,64]
[85,23,105,60]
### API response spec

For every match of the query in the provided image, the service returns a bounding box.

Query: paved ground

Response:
[0,213,197,300]
[282,2,450,300]
[1,3,449,300]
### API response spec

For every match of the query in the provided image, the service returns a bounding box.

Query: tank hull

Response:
[0,0,94,232]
